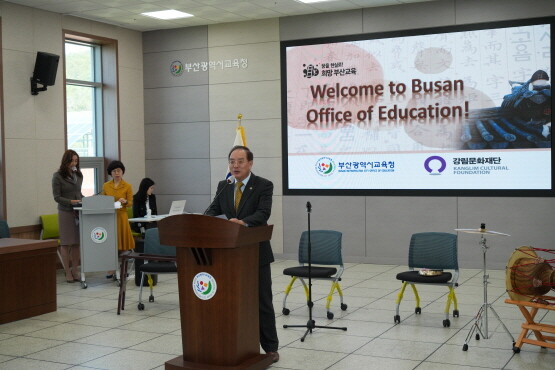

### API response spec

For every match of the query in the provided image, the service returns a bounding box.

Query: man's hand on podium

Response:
[229,218,246,226]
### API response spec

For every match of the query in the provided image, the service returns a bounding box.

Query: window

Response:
[64,32,119,196]
[65,41,103,158]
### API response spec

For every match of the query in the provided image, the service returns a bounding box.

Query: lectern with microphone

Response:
[159,214,274,370]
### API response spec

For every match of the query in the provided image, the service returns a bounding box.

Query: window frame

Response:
[63,30,119,195]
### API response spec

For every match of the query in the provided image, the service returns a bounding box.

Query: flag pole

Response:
[236,113,246,146]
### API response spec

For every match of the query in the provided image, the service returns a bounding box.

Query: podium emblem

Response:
[192,272,217,300]
[90,227,108,243]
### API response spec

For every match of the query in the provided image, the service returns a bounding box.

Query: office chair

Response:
[0,220,10,238]
[117,227,176,314]
[39,214,64,269]
[127,207,141,238]
[282,230,347,319]
[394,232,459,327]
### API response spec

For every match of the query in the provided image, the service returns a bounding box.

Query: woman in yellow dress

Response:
[102,160,135,277]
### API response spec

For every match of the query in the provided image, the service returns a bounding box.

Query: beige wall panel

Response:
[209,80,280,122]
[5,139,38,225]
[208,18,279,47]
[36,140,66,217]
[210,118,281,160]
[208,42,280,84]
[32,8,62,55]
[90,21,119,41]
[362,1,454,33]
[455,0,555,24]
[120,139,146,192]
[0,2,34,52]
[61,15,93,35]
[114,28,144,71]
[119,67,145,142]
[34,83,65,140]
[3,50,35,139]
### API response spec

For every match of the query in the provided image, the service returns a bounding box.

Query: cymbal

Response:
[455,228,510,236]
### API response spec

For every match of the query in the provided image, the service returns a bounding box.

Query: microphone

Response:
[306,201,312,213]
[203,180,233,215]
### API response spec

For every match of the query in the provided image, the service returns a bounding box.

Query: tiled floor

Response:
[1,260,554,369]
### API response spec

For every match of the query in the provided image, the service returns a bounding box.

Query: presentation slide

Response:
[282,18,553,196]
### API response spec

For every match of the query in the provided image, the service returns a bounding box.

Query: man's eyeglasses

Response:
[228,159,247,166]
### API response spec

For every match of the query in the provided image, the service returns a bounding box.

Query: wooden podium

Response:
[158,214,274,370]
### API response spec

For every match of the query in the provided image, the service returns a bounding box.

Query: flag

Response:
[225,114,247,182]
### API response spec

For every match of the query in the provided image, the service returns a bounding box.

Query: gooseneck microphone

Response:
[203,177,234,215]
[306,201,312,213]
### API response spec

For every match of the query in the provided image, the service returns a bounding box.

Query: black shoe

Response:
[267,352,279,363]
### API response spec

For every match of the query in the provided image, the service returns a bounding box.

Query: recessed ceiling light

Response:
[142,10,193,20]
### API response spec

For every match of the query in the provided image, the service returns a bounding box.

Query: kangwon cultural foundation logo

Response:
[192,272,217,300]
[170,61,184,76]
[315,157,336,177]
[424,156,447,175]
[91,227,107,243]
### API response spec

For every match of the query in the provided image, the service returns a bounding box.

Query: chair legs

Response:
[282,276,347,319]
[117,256,131,315]
[444,286,459,319]
[137,273,156,311]
[394,282,459,327]
[324,281,348,319]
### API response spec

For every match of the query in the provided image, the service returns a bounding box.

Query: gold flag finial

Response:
[237,113,243,127]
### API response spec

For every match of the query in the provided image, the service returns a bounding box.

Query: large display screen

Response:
[282,17,553,196]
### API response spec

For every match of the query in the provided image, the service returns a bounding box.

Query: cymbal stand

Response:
[462,230,514,351]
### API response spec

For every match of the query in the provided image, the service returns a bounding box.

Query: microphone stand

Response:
[203,179,233,215]
[283,201,347,342]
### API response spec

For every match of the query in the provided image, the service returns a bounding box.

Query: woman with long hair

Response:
[132,177,157,234]
[52,149,83,283]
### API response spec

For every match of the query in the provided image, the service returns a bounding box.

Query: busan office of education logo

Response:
[303,64,319,78]
[170,61,184,76]
[90,227,107,243]
[424,156,447,175]
[315,157,336,177]
[192,272,217,300]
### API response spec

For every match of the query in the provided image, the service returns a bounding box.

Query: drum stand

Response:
[462,232,515,351]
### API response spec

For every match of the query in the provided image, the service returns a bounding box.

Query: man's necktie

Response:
[234,181,243,211]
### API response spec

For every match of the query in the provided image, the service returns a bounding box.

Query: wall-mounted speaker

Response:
[33,52,60,86]
[31,51,60,95]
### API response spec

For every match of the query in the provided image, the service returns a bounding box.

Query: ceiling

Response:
[5,0,438,32]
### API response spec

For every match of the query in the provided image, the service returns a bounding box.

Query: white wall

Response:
[0,2,145,227]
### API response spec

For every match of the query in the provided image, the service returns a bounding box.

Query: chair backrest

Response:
[127,207,134,219]
[40,214,60,239]
[0,220,10,238]
[408,232,458,270]
[298,230,343,265]
[144,228,176,256]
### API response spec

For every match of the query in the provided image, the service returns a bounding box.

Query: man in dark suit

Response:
[205,145,279,363]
